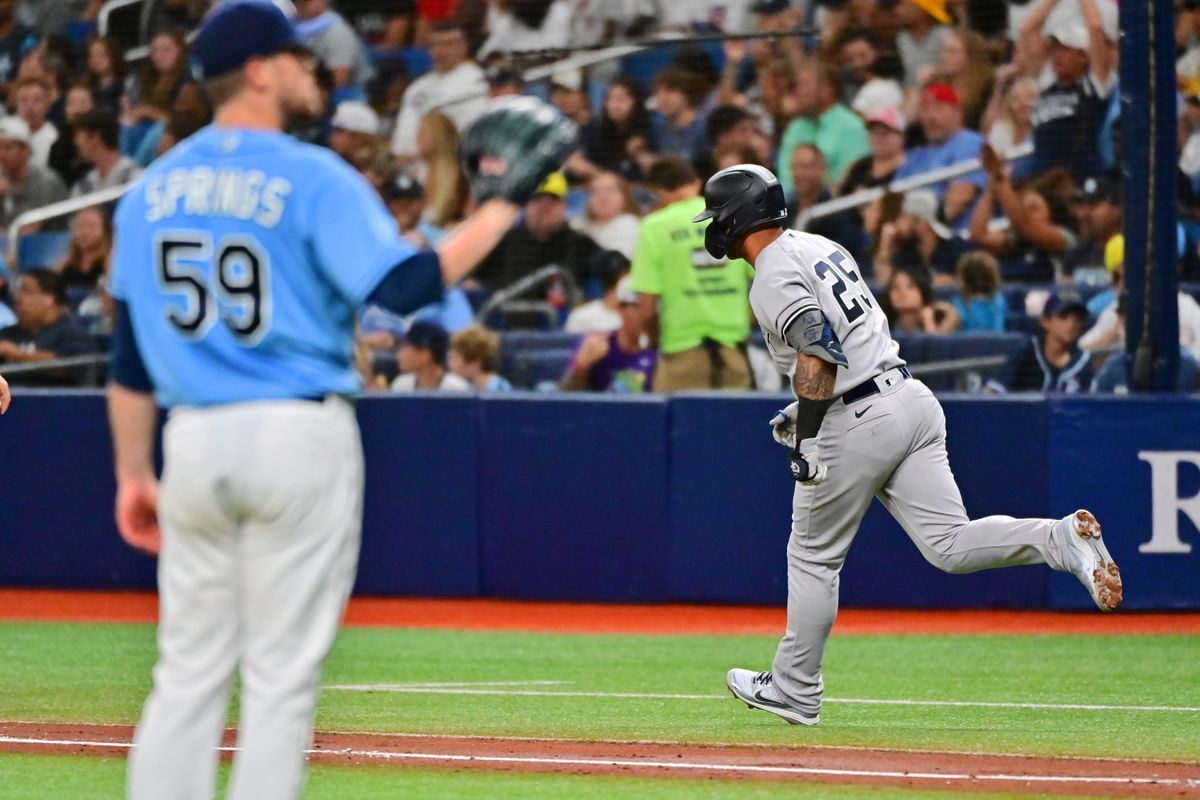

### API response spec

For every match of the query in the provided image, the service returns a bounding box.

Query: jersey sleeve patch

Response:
[782,307,849,367]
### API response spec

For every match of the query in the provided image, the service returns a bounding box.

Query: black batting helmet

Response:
[691,164,788,259]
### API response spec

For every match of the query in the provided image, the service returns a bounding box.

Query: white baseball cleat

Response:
[1061,509,1122,612]
[725,669,820,725]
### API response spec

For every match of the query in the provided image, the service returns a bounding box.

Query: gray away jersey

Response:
[750,230,903,397]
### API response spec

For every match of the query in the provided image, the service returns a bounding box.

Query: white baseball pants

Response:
[128,396,363,800]
[771,372,1077,715]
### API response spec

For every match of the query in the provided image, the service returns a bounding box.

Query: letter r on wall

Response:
[1137,451,1200,554]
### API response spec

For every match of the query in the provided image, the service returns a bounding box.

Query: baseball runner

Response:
[691,165,1123,726]
[106,4,574,799]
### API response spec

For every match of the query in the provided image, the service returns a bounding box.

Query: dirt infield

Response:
[1,721,1197,796]
[3,589,1200,635]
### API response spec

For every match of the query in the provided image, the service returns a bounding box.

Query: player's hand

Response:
[459,97,578,205]
[769,402,799,449]
[116,475,161,555]
[0,373,9,415]
[790,438,827,486]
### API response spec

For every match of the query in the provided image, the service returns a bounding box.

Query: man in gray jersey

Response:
[692,165,1123,726]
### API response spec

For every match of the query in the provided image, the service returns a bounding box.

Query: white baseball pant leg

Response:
[128,397,363,800]
[772,376,1076,716]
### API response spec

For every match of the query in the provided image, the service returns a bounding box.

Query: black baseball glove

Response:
[459,96,578,205]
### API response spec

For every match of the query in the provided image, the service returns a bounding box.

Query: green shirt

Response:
[776,103,870,194]
[629,196,753,354]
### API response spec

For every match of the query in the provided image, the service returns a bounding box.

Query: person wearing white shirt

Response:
[13,76,57,168]
[478,0,571,60]
[389,320,471,392]
[391,21,487,159]
[570,171,640,260]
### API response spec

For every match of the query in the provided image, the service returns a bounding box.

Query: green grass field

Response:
[1,620,1197,798]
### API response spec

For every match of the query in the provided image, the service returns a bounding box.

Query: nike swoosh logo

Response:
[854,405,872,419]
[751,690,792,708]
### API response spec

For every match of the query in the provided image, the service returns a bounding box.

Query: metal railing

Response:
[794,142,1035,230]
[906,354,1010,377]
[475,265,582,329]
[7,182,135,265]
[0,353,109,376]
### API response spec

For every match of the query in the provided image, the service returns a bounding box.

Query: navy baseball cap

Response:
[1042,290,1088,318]
[191,1,307,81]
[402,320,450,364]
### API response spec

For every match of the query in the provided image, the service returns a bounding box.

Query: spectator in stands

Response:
[130,81,212,168]
[788,144,864,260]
[0,268,93,386]
[873,189,968,284]
[1067,172,1122,276]
[1085,233,1122,316]
[564,251,629,334]
[477,0,572,60]
[702,105,768,178]
[1023,0,1115,183]
[578,75,655,182]
[950,251,1007,332]
[382,172,445,249]
[549,69,590,129]
[71,110,141,196]
[47,83,92,187]
[449,325,513,392]
[895,0,951,87]
[562,276,657,393]
[1009,290,1093,393]
[124,30,189,130]
[84,36,124,114]
[630,157,753,391]
[390,21,487,160]
[651,66,709,164]
[0,271,14,327]
[13,76,55,168]
[776,60,869,193]
[155,110,206,158]
[471,171,601,296]
[571,171,640,260]
[895,83,984,225]
[0,116,66,229]
[969,145,1077,283]
[983,73,1036,155]
[1091,293,1200,393]
[294,0,374,103]
[841,108,907,196]
[926,28,993,131]
[414,110,468,228]
[0,0,35,103]
[54,206,108,291]
[390,320,471,392]
[881,266,957,334]
[328,101,381,162]
[483,60,523,98]
[1080,235,1200,360]
[836,29,883,108]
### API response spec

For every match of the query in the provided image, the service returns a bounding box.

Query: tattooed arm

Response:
[791,352,836,441]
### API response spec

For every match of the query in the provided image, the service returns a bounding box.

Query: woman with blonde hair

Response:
[985,76,1038,156]
[415,110,468,228]
[571,171,640,260]
[55,207,112,291]
[905,28,993,130]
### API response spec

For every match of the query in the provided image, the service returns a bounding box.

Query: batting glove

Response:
[769,402,799,449]
[790,438,828,486]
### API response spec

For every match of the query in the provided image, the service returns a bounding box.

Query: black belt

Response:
[841,367,910,405]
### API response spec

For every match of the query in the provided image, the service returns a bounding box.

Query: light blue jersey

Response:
[111,125,417,408]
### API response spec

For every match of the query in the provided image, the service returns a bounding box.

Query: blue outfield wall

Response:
[0,391,1198,609]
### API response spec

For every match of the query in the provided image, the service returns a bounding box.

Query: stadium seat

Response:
[17,232,70,270]
[499,331,580,389]
[895,332,1030,392]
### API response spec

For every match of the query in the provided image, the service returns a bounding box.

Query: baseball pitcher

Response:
[107,5,575,799]
[691,165,1122,726]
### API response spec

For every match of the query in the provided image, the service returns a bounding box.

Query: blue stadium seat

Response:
[499,331,580,389]
[18,232,70,270]
[896,332,1029,392]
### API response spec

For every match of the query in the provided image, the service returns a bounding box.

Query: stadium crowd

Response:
[0,0,1197,395]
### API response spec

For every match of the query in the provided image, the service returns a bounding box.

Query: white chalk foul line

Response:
[321,685,1200,714]
[0,735,1191,787]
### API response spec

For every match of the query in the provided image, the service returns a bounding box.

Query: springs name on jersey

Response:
[143,166,291,227]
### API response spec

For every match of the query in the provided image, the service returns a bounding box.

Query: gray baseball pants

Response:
[772,371,1077,715]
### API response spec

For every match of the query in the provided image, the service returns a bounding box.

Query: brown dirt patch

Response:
[2,589,1199,635]
[0,721,1196,796]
